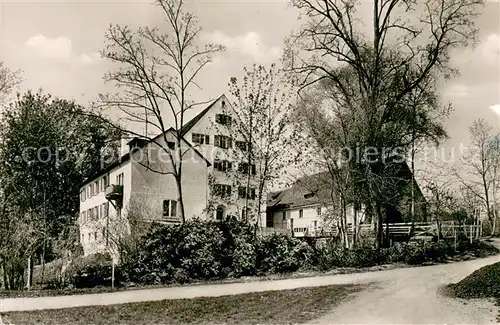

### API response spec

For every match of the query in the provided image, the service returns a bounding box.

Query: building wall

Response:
[129,132,209,222]
[270,204,366,233]
[183,95,263,221]
[79,162,132,256]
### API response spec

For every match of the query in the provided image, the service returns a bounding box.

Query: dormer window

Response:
[216,114,232,125]
[304,192,315,199]
[167,141,175,150]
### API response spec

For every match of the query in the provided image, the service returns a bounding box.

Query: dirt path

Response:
[312,239,500,324]
[1,242,499,325]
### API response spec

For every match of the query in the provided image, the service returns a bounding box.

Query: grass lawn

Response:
[3,284,365,325]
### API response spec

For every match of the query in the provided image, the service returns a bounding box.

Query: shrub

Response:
[129,218,259,284]
[448,262,500,298]
[65,253,118,288]
[256,234,314,273]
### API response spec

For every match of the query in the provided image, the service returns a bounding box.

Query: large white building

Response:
[79,95,264,256]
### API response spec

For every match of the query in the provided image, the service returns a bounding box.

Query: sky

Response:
[0,0,499,181]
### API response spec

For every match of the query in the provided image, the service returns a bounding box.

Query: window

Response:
[214,184,232,198]
[94,232,98,241]
[282,211,286,220]
[94,181,99,194]
[192,133,210,145]
[80,190,86,202]
[88,233,91,241]
[89,184,94,197]
[215,114,232,125]
[317,207,322,216]
[95,206,99,220]
[238,162,256,175]
[105,202,109,217]
[214,159,232,172]
[313,220,318,228]
[81,234,84,243]
[167,141,175,150]
[100,204,103,218]
[299,209,304,218]
[238,186,256,200]
[235,141,249,152]
[304,192,315,199]
[80,211,85,224]
[241,207,249,220]
[266,212,274,227]
[214,135,232,149]
[216,205,225,220]
[163,200,177,217]
[116,173,124,186]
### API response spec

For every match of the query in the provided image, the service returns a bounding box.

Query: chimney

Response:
[120,132,132,157]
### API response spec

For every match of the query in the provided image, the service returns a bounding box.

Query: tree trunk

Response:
[175,174,186,223]
[375,202,383,249]
[491,181,497,236]
[353,207,358,248]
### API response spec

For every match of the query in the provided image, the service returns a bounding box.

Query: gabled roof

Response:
[80,128,212,188]
[180,94,227,136]
[267,172,333,209]
[267,162,425,210]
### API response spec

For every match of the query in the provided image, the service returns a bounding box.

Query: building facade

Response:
[79,94,264,256]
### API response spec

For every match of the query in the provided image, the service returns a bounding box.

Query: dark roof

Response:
[81,153,131,188]
[267,172,333,209]
[267,162,425,210]
[180,94,226,136]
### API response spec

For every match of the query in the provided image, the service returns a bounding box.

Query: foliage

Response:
[65,253,118,289]
[0,91,119,290]
[448,261,500,298]
[256,233,314,273]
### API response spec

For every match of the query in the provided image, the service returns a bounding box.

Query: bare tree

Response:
[226,64,297,229]
[0,62,21,104]
[284,0,482,248]
[95,0,224,222]
[455,118,498,235]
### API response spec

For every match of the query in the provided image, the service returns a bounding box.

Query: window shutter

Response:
[251,164,256,175]
[163,200,169,217]
[171,200,177,217]
[227,137,232,148]
[227,161,232,170]
[205,135,210,144]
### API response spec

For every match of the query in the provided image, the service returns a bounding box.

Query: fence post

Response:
[454,226,457,252]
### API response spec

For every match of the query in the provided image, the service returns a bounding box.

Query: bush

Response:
[128,218,260,284]
[448,262,500,298]
[65,253,119,288]
[256,233,315,274]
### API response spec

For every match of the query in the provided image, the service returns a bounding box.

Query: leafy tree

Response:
[0,91,120,288]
